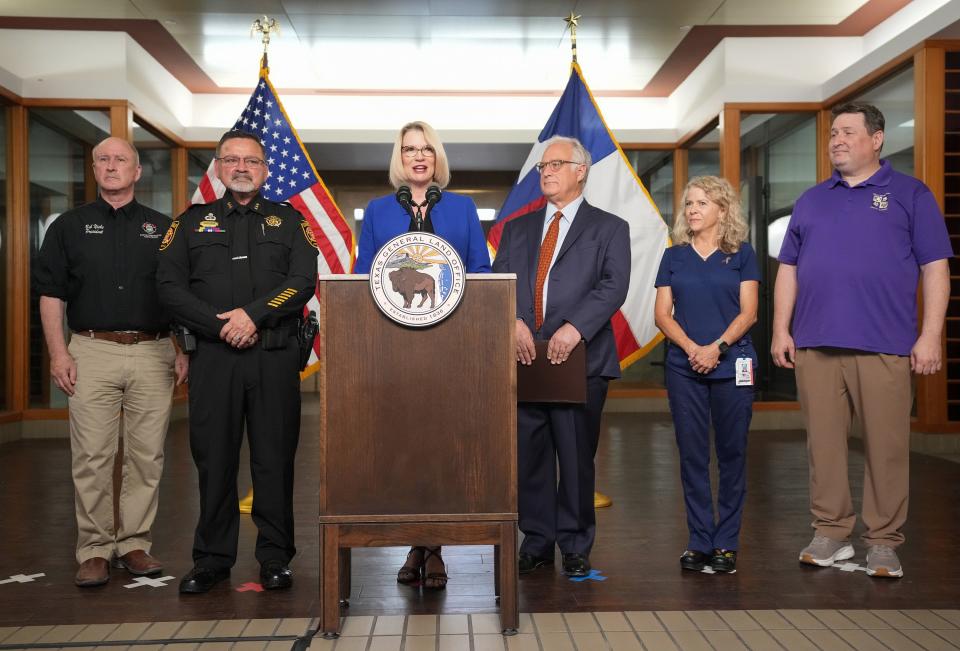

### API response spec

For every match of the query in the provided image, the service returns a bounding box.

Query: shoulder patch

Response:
[159,220,180,251]
[300,221,319,250]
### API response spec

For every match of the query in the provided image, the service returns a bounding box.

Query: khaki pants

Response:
[68,335,176,563]
[795,348,912,547]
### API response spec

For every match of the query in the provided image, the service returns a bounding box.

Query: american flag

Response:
[191,69,355,375]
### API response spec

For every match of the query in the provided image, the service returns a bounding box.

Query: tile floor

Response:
[1,610,958,650]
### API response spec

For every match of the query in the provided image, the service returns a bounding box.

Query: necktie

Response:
[534,211,562,331]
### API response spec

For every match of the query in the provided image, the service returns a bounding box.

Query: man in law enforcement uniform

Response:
[34,136,188,587]
[157,130,318,593]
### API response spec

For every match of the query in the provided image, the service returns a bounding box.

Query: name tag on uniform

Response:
[735,357,754,386]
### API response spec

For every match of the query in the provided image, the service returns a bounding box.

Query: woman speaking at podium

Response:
[353,121,491,589]
[353,121,491,275]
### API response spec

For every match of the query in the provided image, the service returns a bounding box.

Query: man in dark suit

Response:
[493,135,630,577]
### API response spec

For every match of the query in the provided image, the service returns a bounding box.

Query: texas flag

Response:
[487,63,669,368]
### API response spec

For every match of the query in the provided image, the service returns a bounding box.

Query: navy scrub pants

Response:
[665,367,753,553]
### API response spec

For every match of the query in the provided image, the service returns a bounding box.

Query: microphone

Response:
[425,185,442,208]
[396,185,413,212]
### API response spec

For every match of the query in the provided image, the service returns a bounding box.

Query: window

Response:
[687,122,720,179]
[187,149,215,202]
[628,150,674,224]
[132,119,173,216]
[28,108,110,408]
[848,65,914,176]
[740,112,817,400]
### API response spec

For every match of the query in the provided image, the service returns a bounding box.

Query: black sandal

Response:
[422,546,447,590]
[397,546,424,585]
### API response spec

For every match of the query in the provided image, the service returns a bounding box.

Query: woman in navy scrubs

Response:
[353,120,491,274]
[654,176,759,574]
[354,121,490,589]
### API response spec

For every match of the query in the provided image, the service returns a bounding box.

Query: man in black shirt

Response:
[34,136,188,587]
[157,130,318,593]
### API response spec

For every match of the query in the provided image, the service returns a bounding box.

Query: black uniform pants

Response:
[517,376,609,558]
[187,337,301,570]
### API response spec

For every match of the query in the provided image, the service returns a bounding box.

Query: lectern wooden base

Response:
[319,515,518,636]
[317,275,518,638]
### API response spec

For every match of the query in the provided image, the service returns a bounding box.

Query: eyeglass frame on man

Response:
[400,145,436,159]
[535,159,584,173]
[216,155,267,168]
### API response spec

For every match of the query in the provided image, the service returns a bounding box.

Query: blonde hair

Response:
[672,176,748,253]
[388,121,451,189]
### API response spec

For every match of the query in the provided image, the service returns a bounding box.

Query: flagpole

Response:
[564,12,611,510]
[239,14,281,516]
[563,12,580,64]
[251,15,280,75]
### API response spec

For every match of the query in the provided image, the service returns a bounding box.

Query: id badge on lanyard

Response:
[735,357,754,386]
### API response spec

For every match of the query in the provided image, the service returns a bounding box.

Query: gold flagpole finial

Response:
[563,12,581,64]
[251,15,281,72]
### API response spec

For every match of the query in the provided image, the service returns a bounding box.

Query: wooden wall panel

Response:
[6,106,28,413]
[720,106,741,189]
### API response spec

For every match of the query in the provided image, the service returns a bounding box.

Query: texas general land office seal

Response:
[369,233,466,327]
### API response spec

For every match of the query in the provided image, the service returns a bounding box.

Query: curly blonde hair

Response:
[672,175,748,253]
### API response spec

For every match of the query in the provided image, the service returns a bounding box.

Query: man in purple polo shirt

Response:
[772,102,951,579]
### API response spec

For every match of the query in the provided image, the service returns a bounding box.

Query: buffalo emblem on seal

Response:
[388,267,436,308]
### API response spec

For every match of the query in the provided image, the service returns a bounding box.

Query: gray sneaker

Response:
[866,545,903,578]
[799,535,855,566]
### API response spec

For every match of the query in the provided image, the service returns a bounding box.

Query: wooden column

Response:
[109,102,132,141]
[719,106,741,188]
[914,45,948,430]
[816,108,833,183]
[6,105,29,413]
[171,146,188,213]
[673,148,688,217]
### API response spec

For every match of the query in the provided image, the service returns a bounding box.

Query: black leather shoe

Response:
[179,566,229,594]
[561,553,590,577]
[260,560,293,590]
[518,552,553,575]
[680,550,711,572]
[711,549,737,574]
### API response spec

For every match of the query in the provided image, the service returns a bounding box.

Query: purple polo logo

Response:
[871,193,889,211]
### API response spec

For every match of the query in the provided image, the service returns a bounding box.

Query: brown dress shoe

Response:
[75,557,109,587]
[113,550,163,576]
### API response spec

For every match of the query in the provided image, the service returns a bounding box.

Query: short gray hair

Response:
[541,135,591,184]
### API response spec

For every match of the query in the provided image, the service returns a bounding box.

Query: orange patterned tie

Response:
[534,211,563,331]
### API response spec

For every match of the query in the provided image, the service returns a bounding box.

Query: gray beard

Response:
[226,179,257,193]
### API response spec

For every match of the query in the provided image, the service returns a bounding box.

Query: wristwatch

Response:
[715,338,729,354]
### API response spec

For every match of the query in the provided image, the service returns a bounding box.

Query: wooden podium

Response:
[316,273,518,637]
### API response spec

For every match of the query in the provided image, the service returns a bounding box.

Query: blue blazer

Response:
[493,200,631,380]
[354,191,492,274]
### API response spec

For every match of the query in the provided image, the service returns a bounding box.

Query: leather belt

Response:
[74,330,170,345]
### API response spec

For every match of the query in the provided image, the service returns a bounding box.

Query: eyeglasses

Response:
[535,159,583,173]
[216,156,266,168]
[401,146,436,159]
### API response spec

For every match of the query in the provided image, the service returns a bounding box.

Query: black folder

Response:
[517,340,587,404]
